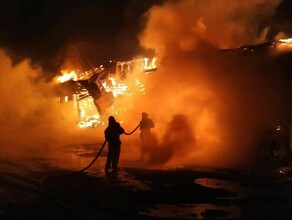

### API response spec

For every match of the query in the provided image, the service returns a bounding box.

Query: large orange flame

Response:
[57,70,78,83]
[276,38,292,52]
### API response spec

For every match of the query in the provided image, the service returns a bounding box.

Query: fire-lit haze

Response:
[0,49,100,166]
[140,0,282,56]
[0,49,53,155]
[135,0,290,168]
[1,0,291,171]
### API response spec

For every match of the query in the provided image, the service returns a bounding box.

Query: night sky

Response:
[0,0,163,73]
[0,0,291,74]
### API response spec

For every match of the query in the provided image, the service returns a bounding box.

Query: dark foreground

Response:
[1,158,292,220]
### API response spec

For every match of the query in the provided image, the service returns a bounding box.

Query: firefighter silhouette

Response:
[139,112,156,160]
[104,116,124,174]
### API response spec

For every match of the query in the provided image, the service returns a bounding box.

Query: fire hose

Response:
[123,124,140,135]
[76,123,140,172]
[38,123,141,218]
[31,121,139,219]
[73,123,140,173]
[75,140,108,173]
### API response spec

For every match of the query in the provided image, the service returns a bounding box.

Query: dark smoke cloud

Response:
[147,114,196,165]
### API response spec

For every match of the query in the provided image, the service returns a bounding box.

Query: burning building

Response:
[1,0,292,171]
[52,38,292,169]
[50,0,292,169]
[54,57,157,128]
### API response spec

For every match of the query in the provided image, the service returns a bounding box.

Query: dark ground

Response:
[1,155,292,220]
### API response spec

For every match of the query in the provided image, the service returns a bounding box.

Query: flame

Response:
[102,77,129,97]
[144,57,157,71]
[279,38,292,44]
[56,57,154,129]
[117,57,157,74]
[74,75,146,128]
[77,115,103,128]
[76,96,103,128]
[102,76,146,97]
[57,70,78,83]
[276,38,292,52]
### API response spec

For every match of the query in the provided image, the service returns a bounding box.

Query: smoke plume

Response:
[140,0,282,57]
[135,0,288,168]
[1,0,288,171]
[0,49,101,164]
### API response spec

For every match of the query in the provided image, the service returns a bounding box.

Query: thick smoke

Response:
[0,50,50,129]
[135,0,288,168]
[140,0,282,57]
[0,49,100,164]
[147,114,196,165]
[1,0,287,171]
